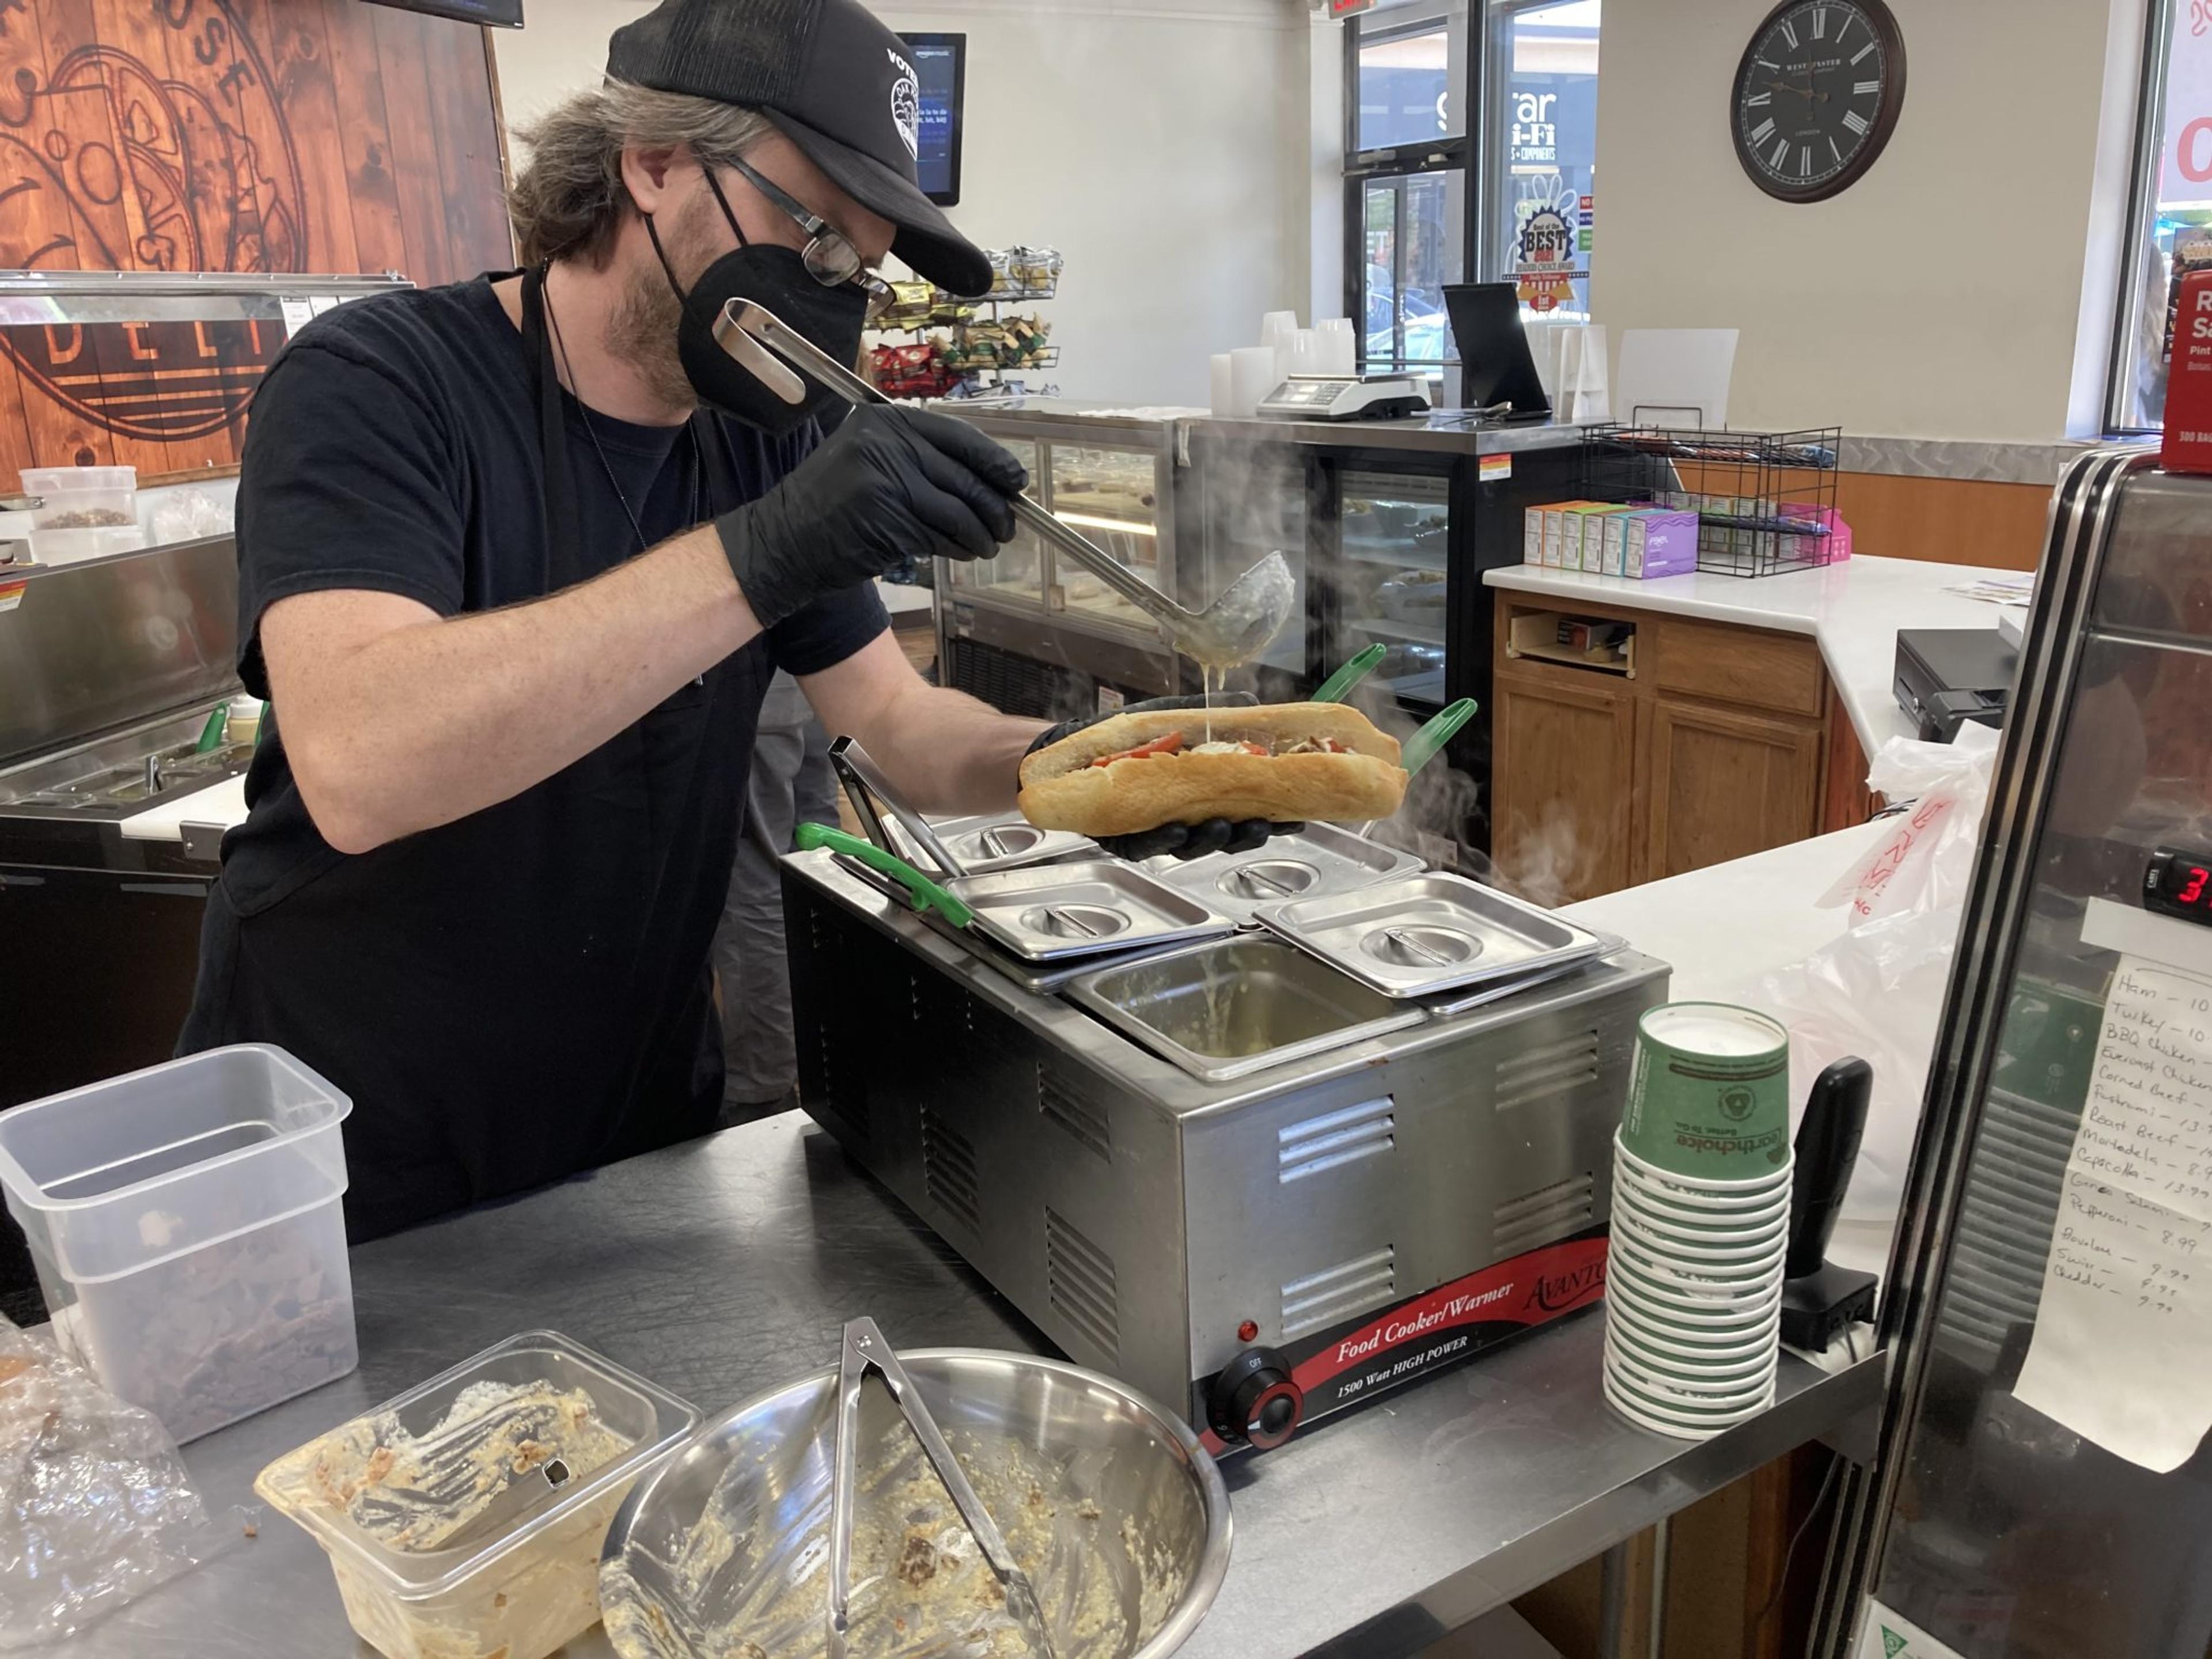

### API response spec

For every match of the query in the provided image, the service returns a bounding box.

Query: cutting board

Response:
[117,773,248,843]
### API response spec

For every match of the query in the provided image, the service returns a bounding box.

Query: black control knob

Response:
[1207,1347,1303,1452]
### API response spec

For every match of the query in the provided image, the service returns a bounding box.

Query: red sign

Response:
[2165,268,2212,474]
[1328,0,1377,16]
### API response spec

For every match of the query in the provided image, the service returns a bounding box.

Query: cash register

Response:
[1894,628,2018,742]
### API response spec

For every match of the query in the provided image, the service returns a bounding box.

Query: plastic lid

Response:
[256,1331,700,1601]
[20,464,136,490]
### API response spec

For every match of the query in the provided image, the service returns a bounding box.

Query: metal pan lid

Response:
[1141,823,1425,923]
[950,858,1234,964]
[1254,870,1607,999]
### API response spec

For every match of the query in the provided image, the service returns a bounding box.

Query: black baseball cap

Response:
[607,0,989,296]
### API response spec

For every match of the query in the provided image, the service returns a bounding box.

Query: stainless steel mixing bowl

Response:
[599,1348,1232,1659]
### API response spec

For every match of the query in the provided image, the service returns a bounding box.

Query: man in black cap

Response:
[177,0,1055,1239]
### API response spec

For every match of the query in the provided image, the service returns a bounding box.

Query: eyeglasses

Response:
[707,158,895,324]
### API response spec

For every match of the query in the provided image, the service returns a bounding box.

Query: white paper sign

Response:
[2012,952,2212,1472]
[278,298,313,336]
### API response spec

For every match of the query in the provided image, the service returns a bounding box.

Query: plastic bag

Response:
[146,484,234,546]
[0,1315,234,1647]
[1759,725,2001,1224]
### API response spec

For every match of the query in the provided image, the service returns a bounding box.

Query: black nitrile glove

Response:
[718,406,1027,628]
[1025,693,1305,862]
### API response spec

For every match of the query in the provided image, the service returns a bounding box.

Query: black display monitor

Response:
[1443,282,1552,419]
[903,33,965,207]
[362,0,523,26]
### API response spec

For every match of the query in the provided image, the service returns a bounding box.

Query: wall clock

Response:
[1731,0,1906,203]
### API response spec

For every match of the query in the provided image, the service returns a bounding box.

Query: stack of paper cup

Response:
[1604,1004,1794,1440]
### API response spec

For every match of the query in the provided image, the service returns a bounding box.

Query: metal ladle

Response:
[712,300,1296,668]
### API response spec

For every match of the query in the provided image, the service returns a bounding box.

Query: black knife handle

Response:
[1787,1057,1874,1279]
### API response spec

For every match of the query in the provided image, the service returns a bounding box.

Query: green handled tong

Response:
[1310,643,1388,704]
[795,822,974,927]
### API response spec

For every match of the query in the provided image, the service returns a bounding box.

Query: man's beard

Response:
[607,260,694,416]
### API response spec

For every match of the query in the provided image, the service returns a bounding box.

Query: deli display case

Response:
[935,404,1184,715]
[1181,416,1586,859]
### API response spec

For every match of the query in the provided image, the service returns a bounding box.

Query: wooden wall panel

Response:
[0,0,512,488]
[1668,458,2052,572]
[1832,470,2051,573]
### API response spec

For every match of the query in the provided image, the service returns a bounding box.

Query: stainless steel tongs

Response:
[827,1318,1060,1659]
[713,300,1294,668]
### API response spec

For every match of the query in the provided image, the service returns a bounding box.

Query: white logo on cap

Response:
[887,48,919,159]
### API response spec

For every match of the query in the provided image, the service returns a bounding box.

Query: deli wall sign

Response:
[3,320,287,445]
[0,0,513,483]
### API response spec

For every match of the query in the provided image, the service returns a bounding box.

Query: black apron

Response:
[185,270,774,1238]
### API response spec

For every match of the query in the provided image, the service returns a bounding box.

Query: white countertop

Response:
[876,577,935,616]
[116,772,247,842]
[1563,816,1911,1281]
[1486,554,2017,755]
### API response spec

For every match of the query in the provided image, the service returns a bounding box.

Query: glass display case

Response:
[935,404,1183,714]
[952,434,1043,603]
[1047,444,1165,627]
[1336,469,1450,709]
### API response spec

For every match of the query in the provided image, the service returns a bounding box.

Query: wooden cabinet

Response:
[1491,597,1859,901]
[1642,696,1824,881]
[1493,671,1639,902]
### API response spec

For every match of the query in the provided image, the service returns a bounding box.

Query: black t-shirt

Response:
[179,276,887,1240]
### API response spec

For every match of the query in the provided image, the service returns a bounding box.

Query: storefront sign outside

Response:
[2162,1,2212,204]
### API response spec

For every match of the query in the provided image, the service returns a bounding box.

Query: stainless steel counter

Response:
[69,1113,1881,1659]
[1188,412,1588,457]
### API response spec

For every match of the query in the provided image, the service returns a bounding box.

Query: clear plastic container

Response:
[21,464,138,531]
[256,1331,701,1659]
[0,1043,357,1442]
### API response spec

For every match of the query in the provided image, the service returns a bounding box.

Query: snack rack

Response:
[1578,425,1844,578]
[868,245,1063,401]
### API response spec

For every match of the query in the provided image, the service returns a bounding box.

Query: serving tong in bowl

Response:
[828,1317,1060,1659]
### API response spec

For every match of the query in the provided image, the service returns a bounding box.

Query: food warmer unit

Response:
[779,823,1666,1453]
[1180,415,1585,861]
[934,402,1187,716]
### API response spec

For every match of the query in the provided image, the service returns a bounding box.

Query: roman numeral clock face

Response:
[1732,0,1906,202]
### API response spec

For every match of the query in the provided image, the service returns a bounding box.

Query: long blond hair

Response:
[508,80,775,267]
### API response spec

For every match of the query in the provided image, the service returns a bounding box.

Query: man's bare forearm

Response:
[800,635,1049,818]
[265,525,759,853]
[872,684,1047,815]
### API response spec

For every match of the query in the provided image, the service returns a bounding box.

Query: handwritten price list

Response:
[2014,957,2212,1471]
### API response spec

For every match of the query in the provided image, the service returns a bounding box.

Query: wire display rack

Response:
[1580,425,1844,578]
[868,247,1063,400]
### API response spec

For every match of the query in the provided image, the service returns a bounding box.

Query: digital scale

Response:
[1256,373,1431,422]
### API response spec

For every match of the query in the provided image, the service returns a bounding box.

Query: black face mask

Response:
[645,208,870,435]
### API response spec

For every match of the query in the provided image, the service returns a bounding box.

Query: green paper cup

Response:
[1604,1372,1771,1438]
[1619,1004,1793,1179]
[1612,1206,1789,1262]
[1605,1337,1775,1404]
[1614,1190,1790,1251]
[1608,1297,1778,1363]
[1608,1267,1783,1327]
[1616,1141,1794,1205]
[1605,1368,1775,1426]
[1605,1324,1775,1386]
[1607,1251,1785,1318]
[1610,1226,1787,1279]
[1615,1169,1791,1229]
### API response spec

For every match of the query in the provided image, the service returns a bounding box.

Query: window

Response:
[2110,0,2212,431]
[1343,0,1600,381]
[1346,3,1471,378]
[1358,10,1464,150]
[1480,0,1600,323]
